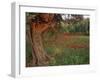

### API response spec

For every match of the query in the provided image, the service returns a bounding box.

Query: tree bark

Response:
[30,22,50,66]
[32,31,49,66]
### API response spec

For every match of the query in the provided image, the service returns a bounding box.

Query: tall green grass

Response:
[45,46,89,66]
[44,35,89,66]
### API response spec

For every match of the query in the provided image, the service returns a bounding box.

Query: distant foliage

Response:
[59,18,89,35]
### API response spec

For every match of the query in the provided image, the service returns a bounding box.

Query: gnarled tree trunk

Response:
[28,13,62,66]
[32,31,49,66]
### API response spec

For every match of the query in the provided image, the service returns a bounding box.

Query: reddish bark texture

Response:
[30,14,57,66]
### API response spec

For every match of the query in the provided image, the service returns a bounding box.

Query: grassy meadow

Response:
[26,31,89,66]
[43,32,89,66]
